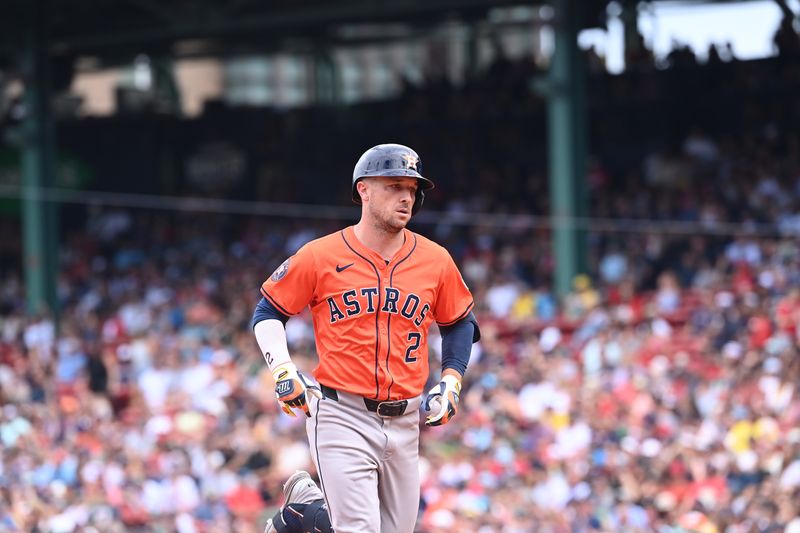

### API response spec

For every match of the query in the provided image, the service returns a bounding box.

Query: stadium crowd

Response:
[2,27,800,533]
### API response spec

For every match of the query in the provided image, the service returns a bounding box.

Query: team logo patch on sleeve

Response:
[271,259,290,282]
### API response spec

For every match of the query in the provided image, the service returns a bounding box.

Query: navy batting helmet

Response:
[352,143,435,214]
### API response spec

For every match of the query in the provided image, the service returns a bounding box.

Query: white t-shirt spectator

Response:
[119,301,153,336]
[138,365,176,412]
[553,421,592,459]
[518,382,570,421]
[486,281,520,318]
[23,318,55,359]
[179,360,215,399]
[172,474,201,512]
[780,459,800,490]
[530,471,571,511]
[143,478,171,515]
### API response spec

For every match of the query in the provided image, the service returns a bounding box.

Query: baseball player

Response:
[253,143,480,533]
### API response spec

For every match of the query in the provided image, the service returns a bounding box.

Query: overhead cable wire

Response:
[0,184,786,237]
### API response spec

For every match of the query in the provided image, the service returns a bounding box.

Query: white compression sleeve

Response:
[253,319,293,372]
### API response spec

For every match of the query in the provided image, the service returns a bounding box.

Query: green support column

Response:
[465,23,480,80]
[21,23,58,317]
[571,1,589,275]
[152,57,182,115]
[313,49,339,106]
[547,0,588,297]
[621,0,641,67]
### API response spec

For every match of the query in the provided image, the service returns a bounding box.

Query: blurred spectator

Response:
[1,46,800,533]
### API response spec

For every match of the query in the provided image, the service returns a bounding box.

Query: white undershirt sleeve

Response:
[253,319,293,372]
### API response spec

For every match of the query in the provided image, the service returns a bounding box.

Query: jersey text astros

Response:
[260,225,473,401]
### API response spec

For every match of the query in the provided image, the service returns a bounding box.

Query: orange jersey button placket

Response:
[377,319,389,398]
[377,258,392,400]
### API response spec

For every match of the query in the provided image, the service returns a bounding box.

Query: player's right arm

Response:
[253,300,320,417]
[253,246,321,417]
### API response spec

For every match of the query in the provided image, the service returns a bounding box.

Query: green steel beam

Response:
[152,57,182,115]
[622,0,641,59]
[21,20,58,317]
[465,24,480,79]
[313,49,340,106]
[547,0,588,297]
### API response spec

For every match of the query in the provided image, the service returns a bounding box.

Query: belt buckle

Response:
[376,400,408,417]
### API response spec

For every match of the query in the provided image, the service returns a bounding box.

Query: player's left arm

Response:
[424,312,480,426]
[425,249,481,427]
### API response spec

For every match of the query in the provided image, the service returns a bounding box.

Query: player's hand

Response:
[272,362,322,418]
[424,374,461,426]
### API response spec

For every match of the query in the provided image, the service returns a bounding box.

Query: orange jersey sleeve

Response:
[432,250,474,326]
[260,244,317,316]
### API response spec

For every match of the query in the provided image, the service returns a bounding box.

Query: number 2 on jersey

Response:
[405,332,421,363]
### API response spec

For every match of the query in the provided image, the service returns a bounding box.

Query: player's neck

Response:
[353,221,405,261]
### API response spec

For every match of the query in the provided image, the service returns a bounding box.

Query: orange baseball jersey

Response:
[260,225,474,400]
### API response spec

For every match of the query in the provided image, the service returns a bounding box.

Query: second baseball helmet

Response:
[352,143,435,214]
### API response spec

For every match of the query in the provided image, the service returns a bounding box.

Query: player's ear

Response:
[357,178,371,203]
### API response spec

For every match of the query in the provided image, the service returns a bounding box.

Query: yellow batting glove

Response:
[272,362,322,418]
[424,374,461,426]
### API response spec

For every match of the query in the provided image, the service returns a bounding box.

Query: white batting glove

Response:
[424,374,462,426]
[272,362,322,418]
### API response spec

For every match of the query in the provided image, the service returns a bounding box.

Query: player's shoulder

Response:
[407,230,452,258]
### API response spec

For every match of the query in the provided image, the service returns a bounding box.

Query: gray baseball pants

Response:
[306,389,423,533]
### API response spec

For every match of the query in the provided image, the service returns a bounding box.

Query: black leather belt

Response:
[320,384,409,417]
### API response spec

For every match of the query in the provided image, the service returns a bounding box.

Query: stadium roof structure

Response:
[2,0,784,314]
[0,0,765,68]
